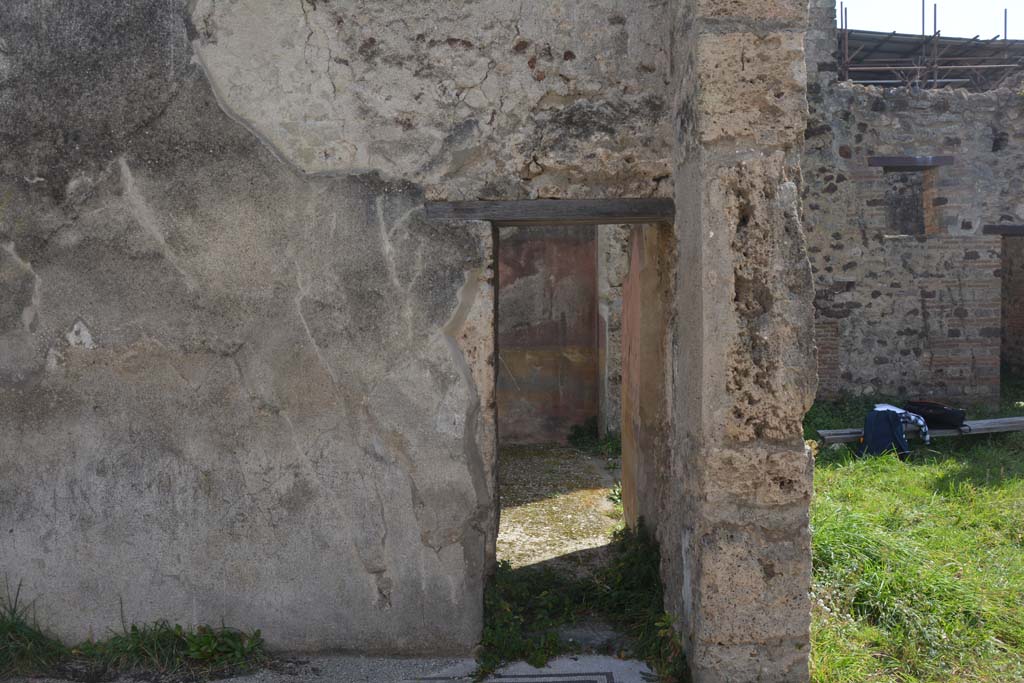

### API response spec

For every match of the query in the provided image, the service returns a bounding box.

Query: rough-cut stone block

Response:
[695,32,807,148]
[701,153,817,443]
[691,639,811,683]
[702,445,814,508]
[697,0,807,26]
[693,525,812,647]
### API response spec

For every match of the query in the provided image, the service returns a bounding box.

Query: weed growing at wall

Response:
[478,525,687,682]
[73,621,267,678]
[0,582,268,680]
[0,581,67,677]
[607,481,623,506]
[567,417,621,459]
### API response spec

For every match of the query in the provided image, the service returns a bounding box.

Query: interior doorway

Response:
[494,224,625,575]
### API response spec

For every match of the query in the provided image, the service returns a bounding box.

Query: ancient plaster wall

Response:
[0,0,673,653]
[496,227,598,444]
[190,0,673,200]
[659,0,818,680]
[620,225,672,529]
[804,0,1024,403]
[597,225,630,436]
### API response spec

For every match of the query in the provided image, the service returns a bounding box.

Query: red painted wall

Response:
[497,227,598,444]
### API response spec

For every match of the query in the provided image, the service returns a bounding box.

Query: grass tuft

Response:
[0,582,268,680]
[0,580,68,677]
[73,620,267,677]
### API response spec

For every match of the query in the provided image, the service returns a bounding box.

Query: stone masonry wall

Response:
[0,0,673,653]
[805,0,1024,403]
[497,226,599,444]
[1004,238,1024,375]
[658,0,818,680]
[1,0,825,676]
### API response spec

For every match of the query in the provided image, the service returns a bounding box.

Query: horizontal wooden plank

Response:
[424,198,675,227]
[818,416,1024,445]
[867,155,955,169]
[983,224,1024,237]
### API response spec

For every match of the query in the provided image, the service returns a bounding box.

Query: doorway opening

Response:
[494,223,626,576]
[426,198,678,666]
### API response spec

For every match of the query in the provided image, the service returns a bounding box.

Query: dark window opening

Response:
[884,172,925,236]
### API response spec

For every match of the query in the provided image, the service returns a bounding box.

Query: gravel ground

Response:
[496,444,622,572]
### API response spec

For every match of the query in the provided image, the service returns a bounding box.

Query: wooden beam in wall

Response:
[867,155,955,171]
[425,198,675,227]
[982,224,1024,237]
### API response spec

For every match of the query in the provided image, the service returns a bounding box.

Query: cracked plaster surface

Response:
[191,0,673,198]
[0,0,497,654]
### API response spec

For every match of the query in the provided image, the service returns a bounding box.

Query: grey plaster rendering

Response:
[1,0,497,654]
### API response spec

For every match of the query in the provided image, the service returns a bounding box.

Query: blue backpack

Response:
[857,409,910,457]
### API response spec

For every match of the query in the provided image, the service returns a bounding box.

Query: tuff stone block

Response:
[695,32,808,149]
[696,0,807,27]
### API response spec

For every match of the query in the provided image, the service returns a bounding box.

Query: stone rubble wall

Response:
[804,0,1024,403]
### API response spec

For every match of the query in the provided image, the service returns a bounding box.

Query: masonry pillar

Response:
[667,1,818,680]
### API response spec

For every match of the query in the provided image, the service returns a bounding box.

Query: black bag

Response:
[903,400,966,429]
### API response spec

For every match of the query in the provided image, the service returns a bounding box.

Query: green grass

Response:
[478,524,686,681]
[809,387,1024,682]
[0,583,268,680]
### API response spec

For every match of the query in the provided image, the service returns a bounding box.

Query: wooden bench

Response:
[817,416,1024,445]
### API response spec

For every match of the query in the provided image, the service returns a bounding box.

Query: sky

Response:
[837,0,1018,39]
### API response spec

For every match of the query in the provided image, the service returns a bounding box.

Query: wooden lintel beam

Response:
[983,224,1024,236]
[424,198,675,227]
[867,155,955,170]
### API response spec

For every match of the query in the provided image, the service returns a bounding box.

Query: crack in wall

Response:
[292,259,341,387]
[119,157,198,292]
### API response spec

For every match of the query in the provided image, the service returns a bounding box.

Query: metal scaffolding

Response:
[838,3,1024,91]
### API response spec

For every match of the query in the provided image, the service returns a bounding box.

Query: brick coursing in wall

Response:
[1004,238,1024,375]
[804,0,1024,403]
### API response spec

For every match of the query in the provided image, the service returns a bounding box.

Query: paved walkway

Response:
[15,655,653,683]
